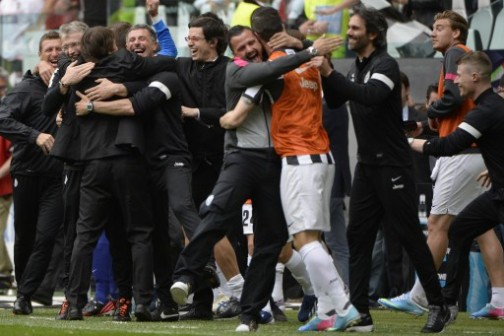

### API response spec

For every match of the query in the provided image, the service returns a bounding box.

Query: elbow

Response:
[220,116,239,129]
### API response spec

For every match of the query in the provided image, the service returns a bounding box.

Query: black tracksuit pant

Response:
[173,148,288,323]
[149,160,200,308]
[442,191,504,305]
[347,163,444,314]
[67,155,154,308]
[13,174,63,298]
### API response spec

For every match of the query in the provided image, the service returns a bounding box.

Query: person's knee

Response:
[427,214,452,236]
[277,243,293,263]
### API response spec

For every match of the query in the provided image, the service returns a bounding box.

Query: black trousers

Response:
[61,164,82,292]
[67,155,154,308]
[347,163,443,314]
[149,160,200,307]
[442,191,504,305]
[60,163,133,300]
[13,174,63,298]
[173,148,288,322]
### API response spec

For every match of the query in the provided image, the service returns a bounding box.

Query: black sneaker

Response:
[55,300,70,320]
[134,303,152,322]
[113,298,132,322]
[67,306,84,320]
[215,297,242,319]
[179,306,213,321]
[82,298,105,316]
[346,313,374,332]
[270,299,288,322]
[151,303,179,322]
[13,295,33,315]
[447,304,458,325]
[421,305,450,333]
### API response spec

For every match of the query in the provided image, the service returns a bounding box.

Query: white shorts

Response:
[280,161,334,236]
[242,200,254,235]
[430,154,487,215]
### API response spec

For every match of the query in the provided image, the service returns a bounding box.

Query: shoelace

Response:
[59,301,69,315]
[425,307,440,327]
[117,299,130,317]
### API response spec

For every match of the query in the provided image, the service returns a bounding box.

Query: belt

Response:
[282,152,334,165]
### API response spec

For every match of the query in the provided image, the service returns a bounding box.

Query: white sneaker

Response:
[235,320,258,332]
[170,281,191,305]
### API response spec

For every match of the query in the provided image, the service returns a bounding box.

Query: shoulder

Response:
[149,71,179,88]
[269,49,288,61]
[444,45,467,64]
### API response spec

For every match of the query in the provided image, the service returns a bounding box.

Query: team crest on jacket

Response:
[364,71,371,83]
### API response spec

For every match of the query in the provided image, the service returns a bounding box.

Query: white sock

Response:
[247,254,252,266]
[490,287,504,308]
[215,265,232,297]
[299,241,349,316]
[317,295,334,319]
[272,263,285,305]
[227,274,244,300]
[410,277,428,307]
[262,300,272,313]
[285,250,315,296]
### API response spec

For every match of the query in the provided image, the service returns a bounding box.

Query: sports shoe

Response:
[271,299,287,322]
[13,295,33,315]
[378,292,427,316]
[55,300,70,320]
[236,319,258,332]
[330,305,361,331]
[67,306,84,320]
[215,296,242,318]
[298,315,336,332]
[99,299,117,316]
[151,302,179,322]
[298,294,317,322]
[346,313,374,332]
[179,306,213,321]
[134,303,152,322]
[447,304,458,324]
[421,304,450,333]
[82,299,105,316]
[113,298,132,322]
[259,310,274,324]
[170,281,192,305]
[470,303,504,319]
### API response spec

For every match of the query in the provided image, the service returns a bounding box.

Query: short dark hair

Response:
[350,4,388,49]
[39,30,61,53]
[250,7,283,43]
[110,21,132,50]
[456,51,492,82]
[128,23,158,43]
[189,13,228,55]
[425,83,439,100]
[228,25,252,52]
[80,26,116,62]
[433,10,468,44]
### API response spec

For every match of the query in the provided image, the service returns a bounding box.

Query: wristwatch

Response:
[86,101,94,113]
[307,46,318,57]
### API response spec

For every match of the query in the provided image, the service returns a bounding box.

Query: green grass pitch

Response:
[0,308,503,335]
